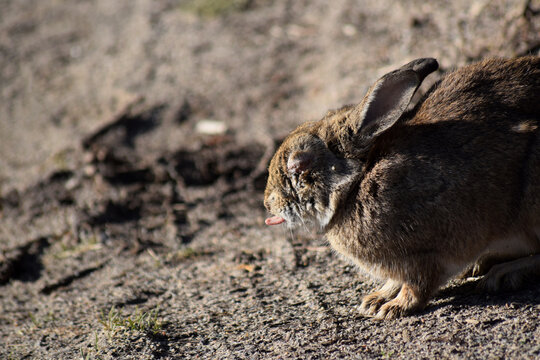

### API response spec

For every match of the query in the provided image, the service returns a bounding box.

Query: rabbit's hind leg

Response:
[359,279,401,316]
[461,253,520,278]
[463,230,540,279]
[478,254,540,292]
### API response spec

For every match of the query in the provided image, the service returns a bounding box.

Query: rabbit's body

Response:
[331,58,540,275]
[264,57,540,319]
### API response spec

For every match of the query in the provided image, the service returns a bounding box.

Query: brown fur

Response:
[264,57,540,319]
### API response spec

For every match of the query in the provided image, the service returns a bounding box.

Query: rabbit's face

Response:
[264,124,358,228]
[264,132,333,228]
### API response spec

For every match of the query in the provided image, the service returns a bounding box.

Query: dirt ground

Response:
[1,0,540,359]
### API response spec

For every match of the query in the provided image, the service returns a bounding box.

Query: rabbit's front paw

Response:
[360,279,402,316]
[373,284,425,320]
[360,292,387,316]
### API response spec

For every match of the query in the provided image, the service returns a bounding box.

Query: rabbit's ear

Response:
[351,58,438,143]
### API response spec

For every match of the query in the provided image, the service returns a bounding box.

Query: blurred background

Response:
[1,0,540,358]
[2,0,539,192]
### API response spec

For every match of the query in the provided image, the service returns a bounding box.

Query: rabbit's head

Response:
[264,58,439,228]
[264,118,358,228]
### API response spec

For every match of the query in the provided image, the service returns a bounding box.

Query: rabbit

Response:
[263,57,540,319]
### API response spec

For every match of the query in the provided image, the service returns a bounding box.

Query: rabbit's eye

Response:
[291,172,307,191]
[301,172,313,185]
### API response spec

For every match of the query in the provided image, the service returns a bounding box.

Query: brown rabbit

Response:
[264,57,540,319]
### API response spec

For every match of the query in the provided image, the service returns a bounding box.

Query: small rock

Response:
[195,119,227,135]
[65,177,79,190]
[83,165,96,176]
[342,24,357,37]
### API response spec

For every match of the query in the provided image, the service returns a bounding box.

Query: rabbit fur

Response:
[264,57,540,319]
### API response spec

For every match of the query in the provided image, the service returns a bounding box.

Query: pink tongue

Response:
[265,216,285,225]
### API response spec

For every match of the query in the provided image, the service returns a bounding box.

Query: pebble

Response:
[195,120,227,135]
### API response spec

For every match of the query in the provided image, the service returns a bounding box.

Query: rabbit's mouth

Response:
[265,215,285,225]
